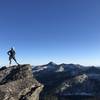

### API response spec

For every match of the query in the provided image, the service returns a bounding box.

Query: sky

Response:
[0,0,100,66]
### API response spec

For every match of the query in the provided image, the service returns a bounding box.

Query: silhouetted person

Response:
[7,47,19,66]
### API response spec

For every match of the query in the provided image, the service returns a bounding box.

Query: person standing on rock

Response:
[7,47,19,66]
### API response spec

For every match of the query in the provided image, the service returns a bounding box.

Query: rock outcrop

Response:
[0,64,43,100]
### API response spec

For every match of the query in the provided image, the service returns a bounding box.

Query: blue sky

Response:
[0,0,100,66]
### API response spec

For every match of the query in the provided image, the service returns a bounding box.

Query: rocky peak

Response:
[0,64,43,100]
[47,62,57,66]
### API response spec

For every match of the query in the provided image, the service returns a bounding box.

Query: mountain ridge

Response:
[32,62,100,100]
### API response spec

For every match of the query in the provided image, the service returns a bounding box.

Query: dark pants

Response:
[9,56,19,65]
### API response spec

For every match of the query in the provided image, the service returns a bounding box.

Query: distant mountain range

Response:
[32,62,100,100]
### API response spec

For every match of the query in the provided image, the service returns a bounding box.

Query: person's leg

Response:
[13,57,19,65]
[9,57,12,66]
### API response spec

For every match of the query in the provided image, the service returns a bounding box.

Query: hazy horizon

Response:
[0,0,100,66]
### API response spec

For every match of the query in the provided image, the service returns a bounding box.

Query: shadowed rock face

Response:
[0,64,43,100]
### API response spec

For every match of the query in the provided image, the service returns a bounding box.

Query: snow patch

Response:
[56,66,64,72]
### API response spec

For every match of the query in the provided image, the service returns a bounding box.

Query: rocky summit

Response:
[0,64,43,100]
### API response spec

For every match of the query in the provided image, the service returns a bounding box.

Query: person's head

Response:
[10,47,15,50]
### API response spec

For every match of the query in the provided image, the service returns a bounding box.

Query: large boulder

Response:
[0,64,43,100]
